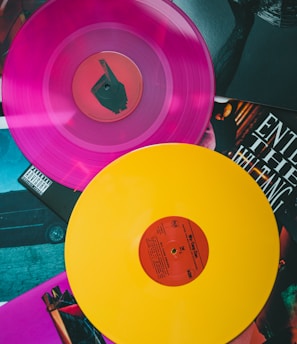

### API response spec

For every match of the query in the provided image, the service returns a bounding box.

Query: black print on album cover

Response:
[211,98,297,239]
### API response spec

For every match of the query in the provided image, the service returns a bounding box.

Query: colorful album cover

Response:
[209,97,297,343]
[174,0,297,111]
[0,116,66,302]
[0,272,113,344]
[210,97,297,241]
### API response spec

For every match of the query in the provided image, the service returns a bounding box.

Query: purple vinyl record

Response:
[3,0,214,190]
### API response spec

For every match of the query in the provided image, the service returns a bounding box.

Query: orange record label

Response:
[139,216,209,286]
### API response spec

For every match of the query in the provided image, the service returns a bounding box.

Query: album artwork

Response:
[211,97,297,239]
[174,0,297,111]
[210,98,297,343]
[0,272,113,344]
[0,118,66,302]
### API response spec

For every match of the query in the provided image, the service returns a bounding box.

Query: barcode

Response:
[21,166,53,195]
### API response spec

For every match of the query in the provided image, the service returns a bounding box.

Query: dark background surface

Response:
[174,0,297,111]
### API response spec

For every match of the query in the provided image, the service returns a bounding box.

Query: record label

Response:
[65,143,280,344]
[72,51,143,122]
[3,0,215,190]
[139,216,209,286]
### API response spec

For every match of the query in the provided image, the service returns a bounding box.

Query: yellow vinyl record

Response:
[65,143,280,344]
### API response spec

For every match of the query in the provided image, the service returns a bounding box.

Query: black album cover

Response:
[174,0,297,111]
[1,0,297,111]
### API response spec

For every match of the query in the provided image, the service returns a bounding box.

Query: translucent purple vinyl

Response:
[3,0,214,190]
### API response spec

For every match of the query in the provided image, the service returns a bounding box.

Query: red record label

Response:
[72,51,143,122]
[139,216,209,286]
